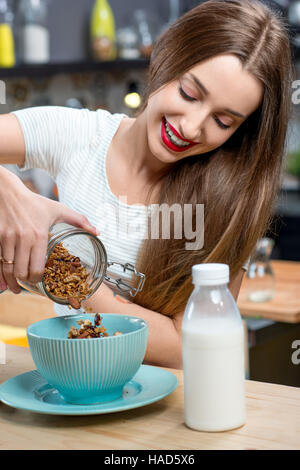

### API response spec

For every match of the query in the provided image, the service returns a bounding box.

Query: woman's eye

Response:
[179,84,231,130]
[179,86,197,102]
[214,116,231,130]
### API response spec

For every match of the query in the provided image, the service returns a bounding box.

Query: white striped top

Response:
[12,106,249,317]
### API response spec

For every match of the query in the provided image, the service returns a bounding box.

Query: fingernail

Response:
[89,225,100,236]
[0,282,7,291]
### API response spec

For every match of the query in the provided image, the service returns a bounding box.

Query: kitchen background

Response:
[0,0,300,388]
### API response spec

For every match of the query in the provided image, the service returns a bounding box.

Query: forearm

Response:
[0,114,26,165]
[82,283,183,369]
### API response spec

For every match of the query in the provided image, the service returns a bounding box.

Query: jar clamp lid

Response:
[104,261,145,296]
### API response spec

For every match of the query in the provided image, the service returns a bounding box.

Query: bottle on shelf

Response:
[90,0,117,61]
[18,0,50,64]
[133,9,162,58]
[116,26,140,59]
[0,0,15,68]
[182,263,246,432]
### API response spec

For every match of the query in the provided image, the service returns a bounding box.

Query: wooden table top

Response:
[238,260,300,323]
[0,345,299,450]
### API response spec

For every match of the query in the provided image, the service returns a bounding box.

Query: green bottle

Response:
[90,0,117,61]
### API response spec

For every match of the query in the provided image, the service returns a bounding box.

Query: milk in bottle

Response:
[182,263,246,432]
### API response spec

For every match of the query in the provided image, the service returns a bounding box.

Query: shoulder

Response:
[12,106,125,136]
[93,108,128,139]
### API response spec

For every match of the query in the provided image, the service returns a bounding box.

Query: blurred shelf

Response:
[277,190,300,217]
[282,174,300,191]
[0,58,150,79]
[276,177,300,218]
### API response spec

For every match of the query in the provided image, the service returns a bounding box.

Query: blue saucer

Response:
[0,365,178,416]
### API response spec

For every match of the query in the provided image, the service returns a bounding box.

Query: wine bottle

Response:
[90,0,117,61]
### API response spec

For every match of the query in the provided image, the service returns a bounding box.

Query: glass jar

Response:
[133,10,159,58]
[246,237,275,302]
[116,26,140,59]
[17,223,145,306]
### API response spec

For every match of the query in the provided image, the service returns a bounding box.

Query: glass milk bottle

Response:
[182,263,246,432]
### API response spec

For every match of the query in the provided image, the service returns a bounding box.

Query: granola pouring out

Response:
[68,313,122,339]
[44,241,92,309]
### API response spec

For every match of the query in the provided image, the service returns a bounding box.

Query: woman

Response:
[0,0,294,368]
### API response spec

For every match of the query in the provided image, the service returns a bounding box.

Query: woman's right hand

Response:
[0,167,99,294]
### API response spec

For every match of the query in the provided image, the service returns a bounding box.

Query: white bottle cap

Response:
[192,263,229,286]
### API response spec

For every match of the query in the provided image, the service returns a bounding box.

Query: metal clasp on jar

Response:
[104,262,145,297]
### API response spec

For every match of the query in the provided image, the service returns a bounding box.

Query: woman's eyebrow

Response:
[188,73,246,119]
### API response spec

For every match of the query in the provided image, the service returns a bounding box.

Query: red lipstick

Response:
[161,117,198,153]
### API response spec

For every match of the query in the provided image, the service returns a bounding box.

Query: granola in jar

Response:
[43,241,92,309]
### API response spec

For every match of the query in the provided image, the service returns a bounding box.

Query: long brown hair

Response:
[133,0,294,317]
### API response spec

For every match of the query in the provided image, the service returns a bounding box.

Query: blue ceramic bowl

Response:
[27,314,148,405]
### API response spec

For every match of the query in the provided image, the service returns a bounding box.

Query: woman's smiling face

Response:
[145,54,264,163]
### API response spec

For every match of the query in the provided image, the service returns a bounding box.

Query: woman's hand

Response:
[0,166,99,294]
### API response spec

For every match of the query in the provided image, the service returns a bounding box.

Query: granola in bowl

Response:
[68,313,123,339]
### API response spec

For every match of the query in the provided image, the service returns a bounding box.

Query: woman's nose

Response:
[179,113,206,143]
[178,125,202,144]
